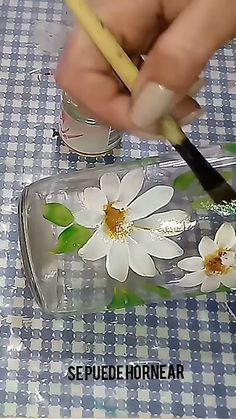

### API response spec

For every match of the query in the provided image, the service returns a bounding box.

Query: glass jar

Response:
[226,292,236,320]
[18,145,236,317]
[59,92,123,156]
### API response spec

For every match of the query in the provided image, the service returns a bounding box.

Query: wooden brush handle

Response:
[65,0,185,145]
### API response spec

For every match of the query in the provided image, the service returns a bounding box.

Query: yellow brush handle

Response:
[65,0,138,91]
[65,0,185,145]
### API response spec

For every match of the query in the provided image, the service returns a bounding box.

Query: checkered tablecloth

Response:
[0,0,236,417]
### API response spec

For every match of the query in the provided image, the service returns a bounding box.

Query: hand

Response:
[55,0,236,139]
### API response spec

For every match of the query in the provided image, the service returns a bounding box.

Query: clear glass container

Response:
[18,145,236,317]
[59,92,123,156]
[30,0,123,157]
[226,292,236,320]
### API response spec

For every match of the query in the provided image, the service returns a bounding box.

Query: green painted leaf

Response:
[222,143,236,155]
[107,288,144,311]
[107,289,126,310]
[173,171,196,191]
[141,284,171,299]
[43,203,74,227]
[191,198,212,211]
[51,223,92,255]
[174,169,234,194]
[125,292,145,307]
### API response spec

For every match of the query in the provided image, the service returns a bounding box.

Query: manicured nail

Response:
[180,108,205,126]
[188,78,205,96]
[130,82,181,129]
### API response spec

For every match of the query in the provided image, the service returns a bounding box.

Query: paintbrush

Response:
[65,0,236,204]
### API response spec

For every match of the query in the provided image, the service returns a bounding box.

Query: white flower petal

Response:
[221,270,236,289]
[100,173,120,202]
[131,229,183,259]
[79,225,112,261]
[127,186,174,222]
[230,238,236,251]
[178,271,206,288]
[220,251,235,268]
[106,241,129,282]
[82,187,107,211]
[200,277,221,293]
[214,223,235,249]
[134,210,190,236]
[198,236,218,258]
[76,209,103,228]
[178,257,203,272]
[117,169,144,207]
[127,238,156,277]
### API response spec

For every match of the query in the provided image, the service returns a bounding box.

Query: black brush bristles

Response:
[174,137,236,204]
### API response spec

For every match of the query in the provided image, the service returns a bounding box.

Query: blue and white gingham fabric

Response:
[0,0,236,417]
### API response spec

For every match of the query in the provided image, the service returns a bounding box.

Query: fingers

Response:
[56,0,233,139]
[55,28,126,128]
[130,0,236,130]
[55,0,162,134]
[56,22,204,135]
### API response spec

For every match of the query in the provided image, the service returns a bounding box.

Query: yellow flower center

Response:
[204,249,229,276]
[104,203,128,239]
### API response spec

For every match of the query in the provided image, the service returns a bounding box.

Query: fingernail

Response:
[180,108,205,126]
[130,82,181,129]
[188,78,205,96]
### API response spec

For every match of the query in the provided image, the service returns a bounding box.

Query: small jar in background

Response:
[59,92,123,156]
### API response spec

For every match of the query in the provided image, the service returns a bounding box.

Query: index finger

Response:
[55,26,134,131]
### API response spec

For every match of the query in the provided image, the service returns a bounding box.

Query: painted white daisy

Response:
[178,223,236,292]
[76,169,187,282]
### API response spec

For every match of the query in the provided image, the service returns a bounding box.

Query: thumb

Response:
[130,0,236,129]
